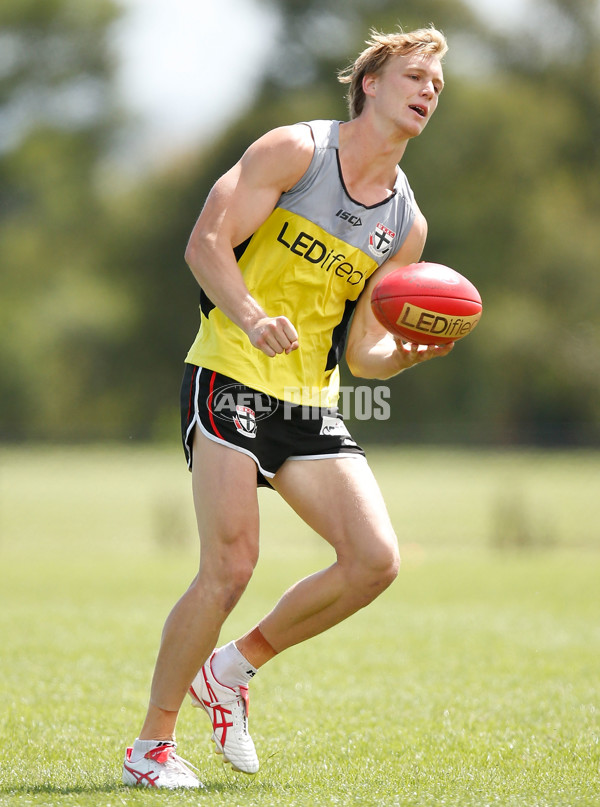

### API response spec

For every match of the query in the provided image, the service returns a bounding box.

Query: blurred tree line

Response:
[1,0,599,445]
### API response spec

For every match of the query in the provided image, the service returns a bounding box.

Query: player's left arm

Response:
[345,207,454,380]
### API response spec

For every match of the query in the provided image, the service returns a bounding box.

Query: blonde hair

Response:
[338,25,448,119]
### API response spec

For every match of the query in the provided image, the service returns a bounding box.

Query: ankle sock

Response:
[132,738,174,756]
[211,640,258,686]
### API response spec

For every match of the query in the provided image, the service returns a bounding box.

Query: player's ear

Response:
[362,73,377,99]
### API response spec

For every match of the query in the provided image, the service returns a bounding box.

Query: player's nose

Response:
[421,81,435,99]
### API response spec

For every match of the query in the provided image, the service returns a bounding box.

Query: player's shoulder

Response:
[242,124,315,190]
[250,123,315,159]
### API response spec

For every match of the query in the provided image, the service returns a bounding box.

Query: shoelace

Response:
[205,696,240,708]
[206,687,248,712]
[205,692,250,738]
[145,744,200,775]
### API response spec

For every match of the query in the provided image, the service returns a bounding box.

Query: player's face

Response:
[368,53,444,137]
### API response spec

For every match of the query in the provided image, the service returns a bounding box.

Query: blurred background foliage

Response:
[1,0,599,445]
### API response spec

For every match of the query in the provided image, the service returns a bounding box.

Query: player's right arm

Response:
[346,207,454,379]
[184,125,314,357]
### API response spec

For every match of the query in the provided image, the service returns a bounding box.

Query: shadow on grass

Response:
[0,775,283,798]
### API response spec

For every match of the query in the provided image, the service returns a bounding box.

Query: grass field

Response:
[1,445,599,806]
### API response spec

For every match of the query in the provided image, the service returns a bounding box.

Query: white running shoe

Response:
[122,741,201,789]
[189,651,259,774]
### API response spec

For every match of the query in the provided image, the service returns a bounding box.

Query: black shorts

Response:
[180,364,364,487]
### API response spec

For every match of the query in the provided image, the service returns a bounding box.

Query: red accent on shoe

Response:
[145,745,174,765]
[201,662,235,748]
[123,763,160,788]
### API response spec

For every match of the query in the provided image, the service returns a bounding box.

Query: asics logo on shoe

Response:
[189,652,259,774]
[202,680,235,747]
[123,764,160,787]
[122,742,201,789]
[123,747,161,788]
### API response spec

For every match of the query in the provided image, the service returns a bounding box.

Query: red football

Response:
[370,262,482,345]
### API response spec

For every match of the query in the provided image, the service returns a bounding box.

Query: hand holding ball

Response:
[370,262,482,345]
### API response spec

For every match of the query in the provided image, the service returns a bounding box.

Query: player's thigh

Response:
[271,455,398,563]
[191,427,260,561]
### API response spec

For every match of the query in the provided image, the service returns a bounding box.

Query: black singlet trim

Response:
[199,289,215,319]
[335,151,397,210]
[234,235,252,262]
[325,298,358,372]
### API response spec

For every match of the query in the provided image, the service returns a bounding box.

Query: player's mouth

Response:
[409,104,427,118]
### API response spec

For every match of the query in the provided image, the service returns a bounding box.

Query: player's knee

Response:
[197,556,255,615]
[385,541,401,576]
[372,543,401,590]
[350,537,400,601]
[199,529,258,610]
[227,553,257,595]
[223,535,259,594]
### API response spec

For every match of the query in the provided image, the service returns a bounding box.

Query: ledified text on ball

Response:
[397,302,481,338]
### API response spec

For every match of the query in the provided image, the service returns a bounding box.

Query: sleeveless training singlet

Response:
[185,119,417,407]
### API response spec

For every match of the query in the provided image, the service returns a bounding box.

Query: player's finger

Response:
[397,339,420,356]
[257,339,277,357]
[419,341,454,361]
[278,317,299,353]
[264,317,297,354]
[265,321,296,355]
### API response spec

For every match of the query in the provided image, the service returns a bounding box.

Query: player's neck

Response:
[338,118,407,205]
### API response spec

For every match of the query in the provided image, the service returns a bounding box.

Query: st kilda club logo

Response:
[369,222,396,258]
[208,383,278,438]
